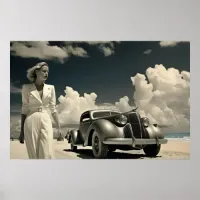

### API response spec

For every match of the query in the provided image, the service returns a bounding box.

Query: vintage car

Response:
[66,108,168,158]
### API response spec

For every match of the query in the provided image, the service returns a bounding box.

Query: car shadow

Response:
[63,149,162,159]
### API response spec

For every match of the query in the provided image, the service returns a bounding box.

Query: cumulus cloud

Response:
[56,87,98,124]
[97,103,117,110]
[159,41,189,47]
[80,41,120,46]
[85,41,113,45]
[55,64,189,134]
[82,41,116,56]
[99,44,115,56]
[115,96,132,112]
[66,45,88,57]
[10,41,119,61]
[83,41,117,56]
[143,49,152,54]
[10,41,68,62]
[130,64,190,133]
[10,41,88,62]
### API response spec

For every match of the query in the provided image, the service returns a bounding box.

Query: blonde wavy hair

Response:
[27,62,48,82]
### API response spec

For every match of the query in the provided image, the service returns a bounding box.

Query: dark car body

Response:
[67,109,168,158]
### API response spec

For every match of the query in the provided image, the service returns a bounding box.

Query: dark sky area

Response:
[10,41,190,115]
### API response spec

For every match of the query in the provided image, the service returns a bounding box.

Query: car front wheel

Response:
[143,144,161,157]
[92,131,108,158]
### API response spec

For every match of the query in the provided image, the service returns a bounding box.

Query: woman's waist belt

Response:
[28,106,49,114]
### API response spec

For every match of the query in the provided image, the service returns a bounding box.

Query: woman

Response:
[19,62,63,159]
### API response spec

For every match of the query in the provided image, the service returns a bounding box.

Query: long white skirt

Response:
[24,112,54,159]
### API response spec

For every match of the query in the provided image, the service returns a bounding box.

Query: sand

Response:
[10,139,190,159]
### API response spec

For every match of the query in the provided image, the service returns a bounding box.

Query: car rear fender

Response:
[69,129,79,144]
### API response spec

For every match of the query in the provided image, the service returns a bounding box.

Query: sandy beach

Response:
[10,139,190,159]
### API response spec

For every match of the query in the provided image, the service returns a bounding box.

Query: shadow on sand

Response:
[63,148,162,159]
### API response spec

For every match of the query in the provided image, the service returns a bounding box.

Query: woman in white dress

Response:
[19,62,63,159]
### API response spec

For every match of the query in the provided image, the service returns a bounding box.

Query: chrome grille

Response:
[128,112,139,123]
[123,124,132,138]
[131,123,142,138]
[128,112,142,138]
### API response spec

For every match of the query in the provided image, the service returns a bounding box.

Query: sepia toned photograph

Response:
[10,41,190,159]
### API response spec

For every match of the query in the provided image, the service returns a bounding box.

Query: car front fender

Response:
[85,119,122,145]
[146,124,165,139]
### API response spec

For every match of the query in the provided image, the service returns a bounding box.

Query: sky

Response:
[10,41,190,134]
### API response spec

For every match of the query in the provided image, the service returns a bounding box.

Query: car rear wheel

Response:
[92,131,108,158]
[143,144,161,157]
[70,137,77,152]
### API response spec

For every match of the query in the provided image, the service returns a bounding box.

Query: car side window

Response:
[80,112,91,122]
[82,118,90,122]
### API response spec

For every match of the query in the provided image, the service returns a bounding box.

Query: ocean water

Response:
[164,133,190,142]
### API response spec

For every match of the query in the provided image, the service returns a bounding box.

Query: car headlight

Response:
[142,117,149,127]
[115,114,128,126]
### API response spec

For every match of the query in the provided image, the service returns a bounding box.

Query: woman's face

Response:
[36,65,49,81]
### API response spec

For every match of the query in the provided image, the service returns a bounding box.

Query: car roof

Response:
[81,109,120,115]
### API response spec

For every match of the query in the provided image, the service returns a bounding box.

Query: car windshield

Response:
[93,111,120,118]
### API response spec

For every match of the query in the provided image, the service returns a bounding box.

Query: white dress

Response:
[21,83,57,159]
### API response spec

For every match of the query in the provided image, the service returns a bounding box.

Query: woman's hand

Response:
[20,114,26,144]
[19,132,24,144]
[51,112,63,141]
[57,128,64,141]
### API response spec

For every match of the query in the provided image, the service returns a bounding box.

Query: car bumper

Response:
[103,138,168,146]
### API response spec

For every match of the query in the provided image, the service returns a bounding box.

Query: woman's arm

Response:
[49,86,62,138]
[20,84,29,143]
[19,114,27,143]
[51,112,60,130]
[52,112,63,139]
